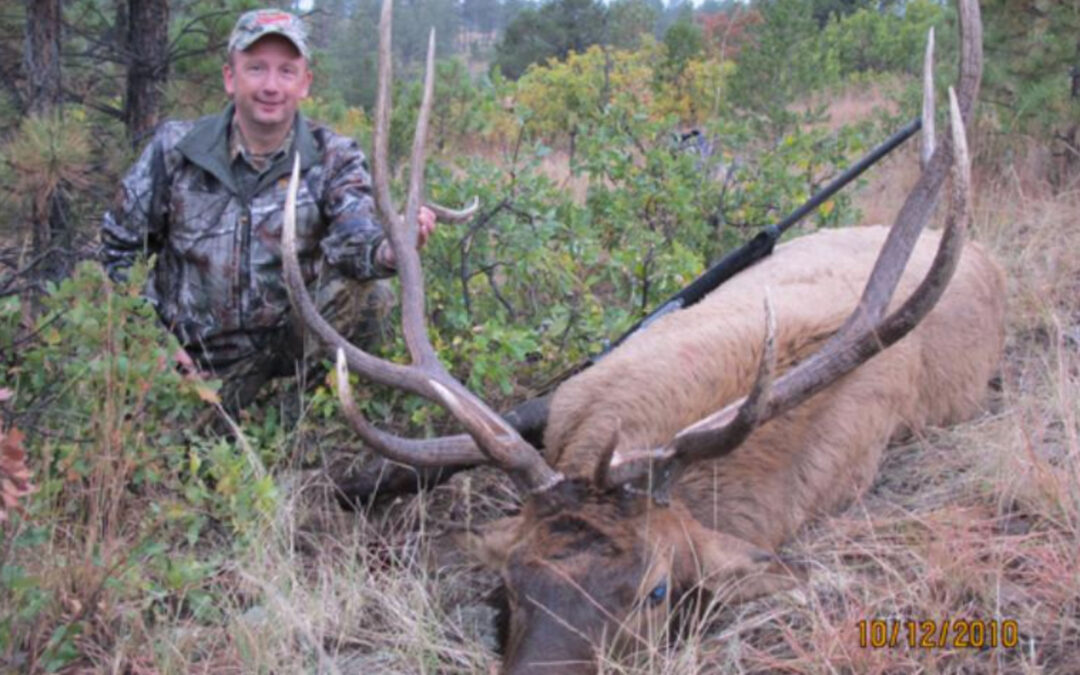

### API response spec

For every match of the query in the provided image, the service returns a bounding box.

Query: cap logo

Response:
[255,12,292,25]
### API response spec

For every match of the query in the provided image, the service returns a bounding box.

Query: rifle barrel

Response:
[536,117,923,395]
[773,117,922,234]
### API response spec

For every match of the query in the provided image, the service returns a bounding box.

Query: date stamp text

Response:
[857,618,1019,649]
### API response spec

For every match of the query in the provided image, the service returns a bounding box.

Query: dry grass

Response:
[798,76,904,132]
[468,141,588,206]
[537,150,590,206]
[122,472,506,674]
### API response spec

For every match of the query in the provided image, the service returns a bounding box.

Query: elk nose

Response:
[503,613,596,675]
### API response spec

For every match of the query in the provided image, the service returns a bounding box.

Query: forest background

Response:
[1,0,1079,671]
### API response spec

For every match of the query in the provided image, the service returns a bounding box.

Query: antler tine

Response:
[426,196,480,223]
[404,30,479,227]
[836,0,978,337]
[394,27,439,368]
[405,29,437,232]
[283,156,420,391]
[334,349,488,466]
[921,27,935,169]
[601,0,980,493]
[955,0,983,124]
[873,87,970,343]
[599,295,778,492]
[371,0,397,229]
[671,292,778,462]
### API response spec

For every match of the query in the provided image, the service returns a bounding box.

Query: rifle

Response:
[505,117,924,445]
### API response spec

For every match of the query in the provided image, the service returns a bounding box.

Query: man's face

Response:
[223,35,312,136]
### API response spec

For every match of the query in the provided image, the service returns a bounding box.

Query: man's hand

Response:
[173,347,203,378]
[375,206,437,270]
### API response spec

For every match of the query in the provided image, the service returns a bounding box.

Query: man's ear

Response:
[453,515,523,570]
[222,62,235,97]
[676,520,804,603]
[300,68,313,99]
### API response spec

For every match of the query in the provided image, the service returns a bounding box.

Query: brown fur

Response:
[470,226,1005,673]
[545,225,1005,547]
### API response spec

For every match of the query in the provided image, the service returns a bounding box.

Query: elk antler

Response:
[921,26,935,169]
[281,0,562,494]
[601,0,981,494]
[426,197,480,223]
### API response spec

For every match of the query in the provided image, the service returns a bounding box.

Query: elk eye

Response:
[647,581,668,606]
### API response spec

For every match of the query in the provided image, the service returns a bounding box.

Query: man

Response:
[102,9,436,412]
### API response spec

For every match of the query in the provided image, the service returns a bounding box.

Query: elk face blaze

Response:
[491,484,657,673]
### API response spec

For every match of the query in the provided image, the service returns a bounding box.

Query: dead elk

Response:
[280,0,999,672]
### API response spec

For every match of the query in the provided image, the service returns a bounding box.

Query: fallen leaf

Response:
[195,384,221,405]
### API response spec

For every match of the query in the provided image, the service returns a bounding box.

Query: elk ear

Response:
[455,515,524,570]
[679,524,803,603]
[592,417,623,488]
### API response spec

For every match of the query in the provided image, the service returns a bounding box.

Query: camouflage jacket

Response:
[101,105,392,369]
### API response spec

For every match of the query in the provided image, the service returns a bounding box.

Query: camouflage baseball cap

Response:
[228,9,310,60]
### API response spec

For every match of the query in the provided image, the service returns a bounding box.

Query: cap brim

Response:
[233,30,310,60]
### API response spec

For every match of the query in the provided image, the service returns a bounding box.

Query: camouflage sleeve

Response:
[319,136,396,281]
[100,129,168,282]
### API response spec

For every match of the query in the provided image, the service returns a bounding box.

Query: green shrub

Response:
[0,261,278,669]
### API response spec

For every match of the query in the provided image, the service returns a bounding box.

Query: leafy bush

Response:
[819,0,944,78]
[0,262,278,670]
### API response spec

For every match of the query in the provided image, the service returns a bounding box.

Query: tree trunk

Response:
[1071,38,1080,100]
[24,0,61,115]
[124,0,169,145]
[1061,39,1080,186]
[24,0,68,284]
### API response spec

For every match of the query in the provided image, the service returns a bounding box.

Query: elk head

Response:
[460,478,801,673]
[281,0,982,671]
